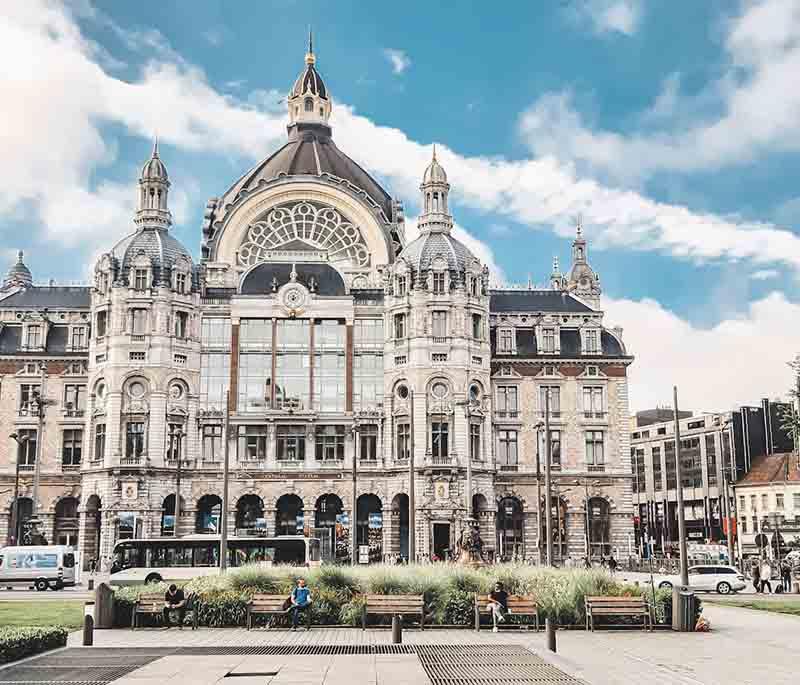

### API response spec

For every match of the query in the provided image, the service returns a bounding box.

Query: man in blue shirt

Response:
[290,578,312,630]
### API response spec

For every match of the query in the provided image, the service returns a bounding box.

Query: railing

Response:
[120,456,141,466]
[495,411,519,419]
[432,336,448,344]
[166,458,194,468]
[62,463,81,472]
[429,455,452,466]
[63,409,85,418]
[583,411,608,420]
[276,459,305,467]
[539,411,562,419]
[130,335,146,342]
[498,464,519,472]
[587,464,606,473]
[18,464,35,472]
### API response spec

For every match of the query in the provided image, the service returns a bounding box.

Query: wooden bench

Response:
[474,594,539,631]
[361,594,425,630]
[584,595,652,631]
[132,592,198,630]
[246,593,311,630]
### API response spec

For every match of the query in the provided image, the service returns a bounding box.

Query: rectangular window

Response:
[497,429,518,466]
[129,352,145,362]
[17,429,37,467]
[432,311,447,339]
[134,269,148,290]
[680,437,702,488]
[705,434,718,487]
[539,386,560,416]
[739,495,746,511]
[176,272,187,294]
[62,429,83,468]
[26,325,41,348]
[585,330,598,353]
[582,386,604,417]
[432,353,448,362]
[396,276,406,296]
[353,319,384,348]
[239,425,268,461]
[201,318,232,348]
[71,326,87,349]
[275,320,310,411]
[498,329,514,353]
[472,314,482,340]
[396,423,410,460]
[125,422,145,459]
[542,327,555,353]
[652,446,663,491]
[496,386,518,416]
[687,420,705,430]
[469,423,481,461]
[201,425,222,462]
[633,448,646,492]
[353,353,383,411]
[394,313,406,339]
[313,351,346,412]
[19,384,40,413]
[761,494,768,509]
[741,518,747,534]
[131,308,148,335]
[586,430,604,465]
[777,493,784,509]
[359,425,378,461]
[471,277,479,296]
[431,421,449,458]
[542,429,561,467]
[96,310,107,337]
[238,352,271,412]
[63,384,86,416]
[750,495,757,510]
[432,272,445,294]
[273,425,304,461]
[94,424,106,461]
[174,311,188,339]
[174,354,187,365]
[166,424,185,461]
[794,493,800,509]
[315,425,345,461]
[665,440,677,489]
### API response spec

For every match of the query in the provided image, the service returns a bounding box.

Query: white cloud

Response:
[524,0,800,180]
[750,269,779,280]
[383,48,411,75]
[606,292,800,412]
[569,0,643,36]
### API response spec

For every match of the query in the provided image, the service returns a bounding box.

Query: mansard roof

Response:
[0,286,91,309]
[490,328,627,359]
[489,289,594,314]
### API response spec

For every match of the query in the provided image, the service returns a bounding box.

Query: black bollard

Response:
[391,614,402,644]
[545,618,556,653]
[88,579,94,591]
[83,613,94,646]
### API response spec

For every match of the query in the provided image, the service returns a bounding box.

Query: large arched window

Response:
[161,494,186,536]
[196,495,222,534]
[356,494,383,563]
[496,497,524,561]
[314,494,344,561]
[276,494,304,536]
[236,494,265,534]
[54,497,79,547]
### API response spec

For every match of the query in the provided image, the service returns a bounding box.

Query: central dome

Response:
[399,231,475,275]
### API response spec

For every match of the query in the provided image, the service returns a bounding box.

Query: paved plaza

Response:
[0,602,797,684]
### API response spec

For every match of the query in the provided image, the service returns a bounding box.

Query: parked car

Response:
[656,564,746,594]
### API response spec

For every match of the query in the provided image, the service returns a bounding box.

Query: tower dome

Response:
[422,147,447,184]
[287,30,332,128]
[2,250,33,290]
[140,140,168,182]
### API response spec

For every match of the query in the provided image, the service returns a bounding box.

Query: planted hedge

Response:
[0,627,68,664]
[113,564,689,629]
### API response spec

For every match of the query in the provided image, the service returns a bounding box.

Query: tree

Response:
[780,356,800,453]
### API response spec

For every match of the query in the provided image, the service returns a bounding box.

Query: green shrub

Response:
[195,591,250,627]
[443,589,475,626]
[0,627,68,664]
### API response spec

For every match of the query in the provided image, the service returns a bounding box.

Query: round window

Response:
[169,382,184,400]
[431,382,448,399]
[397,384,409,400]
[128,381,146,398]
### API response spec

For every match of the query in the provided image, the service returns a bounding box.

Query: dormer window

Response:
[26,325,42,348]
[542,328,556,353]
[71,326,87,349]
[585,329,599,354]
[134,269,148,291]
[304,97,313,112]
[432,272,445,294]
[498,328,514,354]
[176,272,187,294]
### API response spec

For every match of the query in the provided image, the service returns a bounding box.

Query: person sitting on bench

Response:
[487,581,509,632]
[163,584,186,629]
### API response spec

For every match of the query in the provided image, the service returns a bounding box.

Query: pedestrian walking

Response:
[608,555,618,574]
[781,560,792,593]
[760,559,773,594]
[88,557,97,575]
[751,558,762,593]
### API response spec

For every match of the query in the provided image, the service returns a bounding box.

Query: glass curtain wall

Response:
[313,320,345,412]
[276,320,310,410]
[238,319,272,412]
[353,319,384,411]
[200,318,231,410]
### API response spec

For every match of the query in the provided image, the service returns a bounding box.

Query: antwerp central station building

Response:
[0,46,634,567]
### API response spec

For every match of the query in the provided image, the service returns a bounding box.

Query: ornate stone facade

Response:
[0,45,634,568]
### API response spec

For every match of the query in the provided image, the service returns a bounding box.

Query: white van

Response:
[0,545,76,591]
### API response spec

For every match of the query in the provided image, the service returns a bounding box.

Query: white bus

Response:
[0,545,77,591]
[109,535,321,586]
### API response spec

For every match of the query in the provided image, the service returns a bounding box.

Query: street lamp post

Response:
[544,389,554,567]
[8,432,28,545]
[351,424,359,567]
[220,391,231,572]
[673,386,689,587]
[533,421,544,564]
[170,426,184,538]
[31,363,48,519]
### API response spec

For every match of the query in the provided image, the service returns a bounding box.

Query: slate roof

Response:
[737,453,800,485]
[114,227,193,275]
[490,328,627,359]
[490,290,594,313]
[0,324,86,355]
[220,123,394,221]
[397,231,474,275]
[0,286,91,309]
[240,263,346,296]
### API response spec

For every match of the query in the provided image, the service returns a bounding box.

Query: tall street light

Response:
[532,420,544,564]
[673,386,689,587]
[170,425,184,538]
[30,362,49,520]
[544,388,554,567]
[220,391,231,573]
[8,432,28,545]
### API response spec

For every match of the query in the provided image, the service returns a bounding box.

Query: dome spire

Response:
[3,249,33,290]
[418,146,452,234]
[135,142,172,231]
[288,30,331,128]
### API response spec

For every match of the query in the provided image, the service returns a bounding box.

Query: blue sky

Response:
[1,0,799,412]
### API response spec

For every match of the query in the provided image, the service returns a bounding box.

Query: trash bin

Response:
[671,586,696,632]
